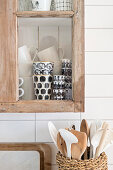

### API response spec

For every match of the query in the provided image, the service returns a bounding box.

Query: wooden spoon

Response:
[70,129,87,160]
[90,122,97,158]
[80,119,89,159]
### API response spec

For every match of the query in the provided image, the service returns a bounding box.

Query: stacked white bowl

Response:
[18,45,35,100]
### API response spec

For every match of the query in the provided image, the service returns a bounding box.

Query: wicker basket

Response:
[56,152,108,170]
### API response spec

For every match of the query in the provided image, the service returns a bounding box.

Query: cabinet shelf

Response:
[0,100,83,113]
[16,11,74,18]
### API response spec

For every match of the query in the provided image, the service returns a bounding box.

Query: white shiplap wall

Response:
[1,0,113,169]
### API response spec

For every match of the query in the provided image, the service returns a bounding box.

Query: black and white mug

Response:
[33,62,54,75]
[53,75,65,89]
[65,89,72,100]
[62,68,72,77]
[33,75,53,100]
[54,0,72,11]
[52,89,66,100]
[62,59,72,69]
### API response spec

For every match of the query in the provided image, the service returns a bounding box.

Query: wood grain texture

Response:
[72,0,85,112]
[0,100,76,113]
[16,11,74,18]
[0,143,51,170]
[0,0,18,102]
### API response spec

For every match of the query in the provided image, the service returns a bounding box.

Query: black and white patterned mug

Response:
[62,68,72,77]
[61,59,72,77]
[33,75,53,100]
[52,89,66,100]
[53,75,65,89]
[54,0,72,11]
[53,75,65,81]
[62,59,72,69]
[65,89,72,100]
[33,62,54,75]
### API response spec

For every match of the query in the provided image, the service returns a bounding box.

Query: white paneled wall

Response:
[83,0,113,168]
[1,1,113,169]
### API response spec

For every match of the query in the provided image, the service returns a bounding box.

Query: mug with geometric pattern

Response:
[33,75,53,100]
[54,0,72,11]
[53,75,65,89]
[52,89,65,100]
[33,61,54,75]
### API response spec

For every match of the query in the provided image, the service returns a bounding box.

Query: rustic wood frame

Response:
[0,0,84,113]
[0,143,51,170]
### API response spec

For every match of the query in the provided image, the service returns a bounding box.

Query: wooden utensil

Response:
[59,129,78,158]
[57,132,67,157]
[95,123,109,157]
[91,120,102,158]
[90,122,97,158]
[80,119,89,159]
[91,129,103,158]
[70,129,87,160]
[48,121,58,149]
[92,127,113,158]
[96,120,102,131]
[71,143,83,160]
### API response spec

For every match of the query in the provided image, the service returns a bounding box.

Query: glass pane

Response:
[0,151,40,170]
[18,17,72,101]
[18,0,73,12]
[18,0,32,11]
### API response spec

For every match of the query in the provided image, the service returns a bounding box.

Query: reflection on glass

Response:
[0,151,40,170]
[19,0,32,11]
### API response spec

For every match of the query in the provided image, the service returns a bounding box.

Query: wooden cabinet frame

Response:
[0,0,84,113]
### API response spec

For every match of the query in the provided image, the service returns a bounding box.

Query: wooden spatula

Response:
[70,129,87,160]
[57,132,67,157]
[59,129,78,158]
[80,119,89,159]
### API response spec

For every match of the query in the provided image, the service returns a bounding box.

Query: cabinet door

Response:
[0,0,18,102]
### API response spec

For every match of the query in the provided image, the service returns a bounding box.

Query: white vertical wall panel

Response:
[85,6,113,28]
[85,75,113,97]
[81,98,113,120]
[0,121,35,142]
[85,52,113,74]
[36,113,80,120]
[0,113,35,121]
[85,0,113,5]
[85,29,113,51]
[59,25,72,59]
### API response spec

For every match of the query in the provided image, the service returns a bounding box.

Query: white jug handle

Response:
[32,48,39,62]
[58,48,64,60]
[19,88,24,98]
[19,78,24,87]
